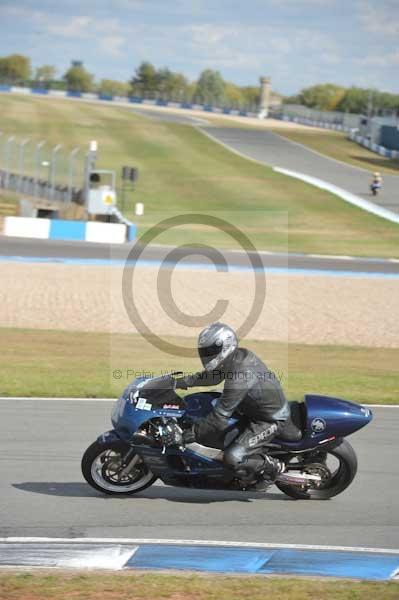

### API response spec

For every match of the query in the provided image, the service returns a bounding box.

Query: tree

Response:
[194,69,225,106]
[35,65,56,82]
[157,68,189,100]
[98,79,130,97]
[297,83,346,110]
[241,86,260,110]
[130,61,158,96]
[0,54,31,84]
[63,64,94,92]
[224,82,245,109]
[336,87,370,114]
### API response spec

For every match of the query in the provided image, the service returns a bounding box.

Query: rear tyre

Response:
[276,439,358,500]
[81,440,157,496]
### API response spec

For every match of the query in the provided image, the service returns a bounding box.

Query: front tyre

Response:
[81,440,157,496]
[276,439,358,500]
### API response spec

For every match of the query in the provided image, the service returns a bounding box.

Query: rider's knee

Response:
[224,444,246,469]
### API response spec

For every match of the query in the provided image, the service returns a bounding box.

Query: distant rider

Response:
[165,322,289,490]
[370,172,382,194]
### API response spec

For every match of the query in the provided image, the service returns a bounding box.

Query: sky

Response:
[0,0,398,95]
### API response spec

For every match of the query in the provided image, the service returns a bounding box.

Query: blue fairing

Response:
[274,394,372,451]
[110,376,372,453]
[111,377,186,434]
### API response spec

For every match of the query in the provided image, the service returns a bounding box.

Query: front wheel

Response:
[276,439,358,500]
[81,440,157,496]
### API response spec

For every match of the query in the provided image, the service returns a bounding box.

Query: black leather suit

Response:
[184,347,290,482]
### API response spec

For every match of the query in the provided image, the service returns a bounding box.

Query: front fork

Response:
[98,429,141,475]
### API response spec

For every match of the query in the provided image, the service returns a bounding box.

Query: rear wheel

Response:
[276,439,357,500]
[81,440,157,496]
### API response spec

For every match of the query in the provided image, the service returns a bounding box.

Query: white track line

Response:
[200,128,399,227]
[0,397,116,402]
[274,167,399,225]
[2,537,399,555]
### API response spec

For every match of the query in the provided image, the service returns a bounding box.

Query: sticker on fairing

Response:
[311,417,326,433]
[136,397,152,411]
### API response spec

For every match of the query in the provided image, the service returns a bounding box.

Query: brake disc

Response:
[302,462,332,489]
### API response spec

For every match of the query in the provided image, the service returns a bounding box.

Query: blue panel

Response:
[181,102,192,109]
[239,110,247,116]
[203,105,213,112]
[128,225,137,241]
[0,85,11,92]
[260,549,399,581]
[223,108,231,114]
[129,96,143,104]
[156,99,168,106]
[67,90,82,97]
[127,545,273,573]
[31,88,49,95]
[380,125,399,152]
[98,93,113,101]
[49,219,86,241]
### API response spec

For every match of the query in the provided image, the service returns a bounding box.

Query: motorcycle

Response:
[81,372,372,500]
[370,181,381,196]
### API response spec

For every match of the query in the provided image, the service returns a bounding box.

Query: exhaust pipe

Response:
[276,471,321,486]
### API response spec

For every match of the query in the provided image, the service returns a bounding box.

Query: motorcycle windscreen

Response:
[137,375,185,409]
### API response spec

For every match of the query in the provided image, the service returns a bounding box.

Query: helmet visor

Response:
[199,343,222,367]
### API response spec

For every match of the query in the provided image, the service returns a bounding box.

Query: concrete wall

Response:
[3,216,137,244]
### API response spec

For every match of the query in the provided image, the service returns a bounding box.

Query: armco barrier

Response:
[31,88,49,95]
[349,130,399,160]
[3,216,136,244]
[0,86,257,118]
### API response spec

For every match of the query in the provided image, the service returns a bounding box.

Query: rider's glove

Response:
[182,425,196,444]
[161,422,184,447]
[174,376,188,390]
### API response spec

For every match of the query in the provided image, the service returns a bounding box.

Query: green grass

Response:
[0,571,398,600]
[273,128,399,175]
[0,189,18,215]
[0,94,398,257]
[1,327,398,404]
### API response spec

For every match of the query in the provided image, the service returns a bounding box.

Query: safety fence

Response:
[0,131,84,203]
[278,104,362,130]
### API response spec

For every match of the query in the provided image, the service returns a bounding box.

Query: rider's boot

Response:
[251,457,285,492]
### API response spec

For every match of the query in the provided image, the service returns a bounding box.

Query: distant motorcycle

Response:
[370,181,381,196]
[82,372,372,500]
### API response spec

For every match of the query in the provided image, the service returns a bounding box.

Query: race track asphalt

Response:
[203,128,399,215]
[1,236,399,275]
[1,400,398,549]
[131,107,209,126]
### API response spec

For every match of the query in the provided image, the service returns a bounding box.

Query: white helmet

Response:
[198,322,238,371]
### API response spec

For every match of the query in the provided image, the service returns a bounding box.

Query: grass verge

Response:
[273,128,399,175]
[0,571,398,600]
[0,94,398,257]
[1,327,398,404]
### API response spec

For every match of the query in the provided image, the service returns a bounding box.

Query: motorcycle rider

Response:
[370,171,382,193]
[165,322,289,489]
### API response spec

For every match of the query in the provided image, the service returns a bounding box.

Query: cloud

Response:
[46,16,92,38]
[99,35,125,58]
[354,50,399,67]
[270,0,334,4]
[358,1,399,35]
